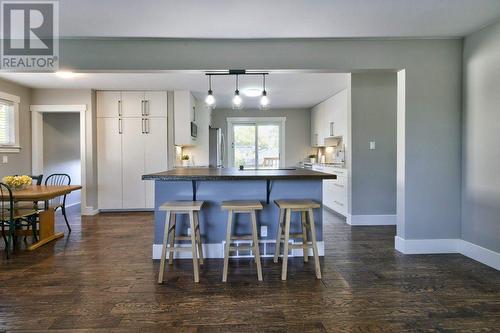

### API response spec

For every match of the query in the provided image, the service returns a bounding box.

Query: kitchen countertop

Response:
[143,167,337,181]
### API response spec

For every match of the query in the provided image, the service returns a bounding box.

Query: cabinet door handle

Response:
[141,118,145,134]
[118,118,123,134]
[330,122,334,137]
[118,100,122,117]
[146,118,150,134]
[141,100,144,116]
[333,200,344,206]
[145,100,149,116]
[334,183,344,188]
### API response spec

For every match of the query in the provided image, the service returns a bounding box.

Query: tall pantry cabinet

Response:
[97,91,168,210]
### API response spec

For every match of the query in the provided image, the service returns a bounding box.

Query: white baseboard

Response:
[81,206,99,216]
[395,236,500,271]
[347,214,397,226]
[152,241,325,260]
[459,240,500,271]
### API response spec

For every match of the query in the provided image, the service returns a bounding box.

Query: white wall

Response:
[211,108,311,167]
[463,20,500,253]
[43,113,81,206]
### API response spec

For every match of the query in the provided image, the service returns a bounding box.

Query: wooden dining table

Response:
[1,184,82,250]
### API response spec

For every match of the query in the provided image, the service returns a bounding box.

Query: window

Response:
[227,117,285,169]
[0,92,20,153]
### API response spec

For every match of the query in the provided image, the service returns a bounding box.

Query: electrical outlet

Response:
[2,156,7,164]
[369,141,376,150]
[261,226,268,237]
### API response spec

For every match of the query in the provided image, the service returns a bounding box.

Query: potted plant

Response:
[181,154,190,167]
[308,154,317,164]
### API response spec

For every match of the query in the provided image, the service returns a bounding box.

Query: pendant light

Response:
[260,74,269,110]
[205,75,216,108]
[232,74,243,109]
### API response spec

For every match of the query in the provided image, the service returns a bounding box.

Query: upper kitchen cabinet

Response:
[174,90,197,146]
[97,91,168,118]
[310,88,348,147]
[97,91,121,117]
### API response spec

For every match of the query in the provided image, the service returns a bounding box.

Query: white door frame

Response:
[30,104,89,214]
[227,117,286,168]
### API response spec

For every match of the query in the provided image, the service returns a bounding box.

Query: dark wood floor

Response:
[1,208,499,332]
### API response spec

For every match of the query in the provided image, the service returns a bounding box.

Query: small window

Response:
[0,92,20,153]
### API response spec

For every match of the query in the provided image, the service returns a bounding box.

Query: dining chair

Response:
[44,173,72,232]
[0,183,38,258]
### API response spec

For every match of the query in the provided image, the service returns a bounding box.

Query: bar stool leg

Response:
[273,208,284,263]
[194,211,204,265]
[281,208,291,281]
[308,208,322,279]
[222,210,233,282]
[158,210,171,284]
[301,211,309,263]
[188,211,200,283]
[251,211,263,281]
[168,213,176,265]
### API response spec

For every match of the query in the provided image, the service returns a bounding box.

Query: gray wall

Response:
[351,73,397,215]
[211,108,311,167]
[182,98,211,166]
[31,88,98,211]
[58,38,463,241]
[43,113,81,205]
[0,78,31,178]
[462,20,500,253]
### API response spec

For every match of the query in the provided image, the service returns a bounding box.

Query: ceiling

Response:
[58,0,500,38]
[0,72,349,109]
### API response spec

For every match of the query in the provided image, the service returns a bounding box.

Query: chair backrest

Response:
[45,174,71,207]
[29,174,43,186]
[0,183,14,223]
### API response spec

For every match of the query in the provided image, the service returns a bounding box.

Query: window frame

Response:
[0,91,21,153]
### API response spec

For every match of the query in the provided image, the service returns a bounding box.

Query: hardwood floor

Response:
[1,208,499,332]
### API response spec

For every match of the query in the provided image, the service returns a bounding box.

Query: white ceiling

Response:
[0,72,349,109]
[58,0,500,38]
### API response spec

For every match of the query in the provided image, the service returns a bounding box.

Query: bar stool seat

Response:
[221,200,263,282]
[274,199,322,280]
[158,200,204,284]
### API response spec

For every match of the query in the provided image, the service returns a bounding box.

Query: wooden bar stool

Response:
[221,200,263,282]
[273,200,321,280]
[158,201,204,284]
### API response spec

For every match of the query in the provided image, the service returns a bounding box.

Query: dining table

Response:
[1,184,82,250]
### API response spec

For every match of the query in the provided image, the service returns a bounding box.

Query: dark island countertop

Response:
[142,167,337,181]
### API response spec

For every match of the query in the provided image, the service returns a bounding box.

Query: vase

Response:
[182,160,189,167]
[309,158,316,164]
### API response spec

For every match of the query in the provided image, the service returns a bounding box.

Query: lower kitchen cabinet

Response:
[314,165,348,216]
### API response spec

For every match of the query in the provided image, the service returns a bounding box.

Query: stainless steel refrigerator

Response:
[209,127,224,167]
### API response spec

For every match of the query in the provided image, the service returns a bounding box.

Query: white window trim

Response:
[227,116,286,168]
[0,91,21,153]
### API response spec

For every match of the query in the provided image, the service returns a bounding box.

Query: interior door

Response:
[121,91,145,118]
[144,118,168,209]
[97,117,123,209]
[144,91,168,118]
[121,117,146,209]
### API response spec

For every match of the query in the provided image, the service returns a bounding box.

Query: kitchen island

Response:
[143,168,336,259]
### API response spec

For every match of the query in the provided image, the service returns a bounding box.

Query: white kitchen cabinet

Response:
[97,91,168,210]
[174,90,197,146]
[310,88,348,147]
[314,165,348,217]
[144,118,168,208]
[121,117,146,209]
[97,117,123,209]
[97,91,121,118]
[145,91,168,118]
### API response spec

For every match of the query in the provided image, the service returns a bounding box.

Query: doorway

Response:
[227,117,285,169]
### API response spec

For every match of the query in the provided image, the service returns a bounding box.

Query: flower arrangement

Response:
[1,175,32,190]
[308,154,317,164]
